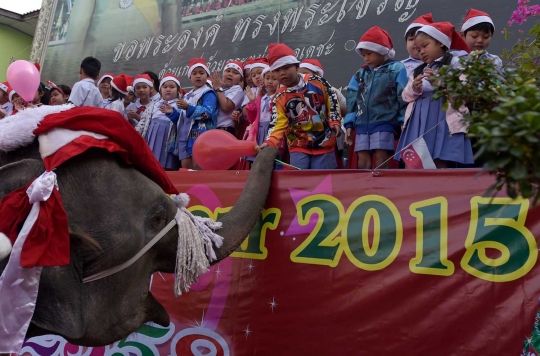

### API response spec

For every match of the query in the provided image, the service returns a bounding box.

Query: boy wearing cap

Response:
[69,56,103,108]
[460,8,502,70]
[344,26,408,169]
[0,82,13,119]
[259,43,342,170]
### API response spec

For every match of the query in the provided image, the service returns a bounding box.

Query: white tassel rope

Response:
[172,194,224,296]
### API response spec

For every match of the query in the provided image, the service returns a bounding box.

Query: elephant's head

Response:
[0,139,278,346]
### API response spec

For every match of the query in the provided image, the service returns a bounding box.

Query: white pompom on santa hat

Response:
[417,22,471,53]
[0,232,11,260]
[111,74,133,95]
[300,59,324,77]
[461,8,494,32]
[187,58,211,78]
[356,26,396,58]
[268,43,300,71]
[159,72,181,89]
[404,13,434,37]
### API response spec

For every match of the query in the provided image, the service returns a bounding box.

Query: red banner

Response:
[157,169,540,355]
[18,170,540,356]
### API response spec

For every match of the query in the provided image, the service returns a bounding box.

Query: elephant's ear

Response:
[0,159,86,340]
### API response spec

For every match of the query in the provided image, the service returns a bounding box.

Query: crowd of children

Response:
[0,8,503,171]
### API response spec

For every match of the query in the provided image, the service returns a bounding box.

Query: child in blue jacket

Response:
[345,26,408,169]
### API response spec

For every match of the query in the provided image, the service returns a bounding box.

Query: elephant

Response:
[0,139,278,347]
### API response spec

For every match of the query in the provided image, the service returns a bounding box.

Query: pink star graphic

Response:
[284,175,333,236]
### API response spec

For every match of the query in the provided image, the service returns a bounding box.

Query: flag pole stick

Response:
[275,159,301,170]
[373,117,447,171]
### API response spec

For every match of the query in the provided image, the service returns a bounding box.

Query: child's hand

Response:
[331,125,342,138]
[160,103,173,114]
[423,68,436,82]
[231,110,242,122]
[413,74,425,93]
[244,86,256,102]
[212,71,224,89]
[177,98,189,110]
[345,128,353,146]
[127,110,141,121]
[243,125,251,140]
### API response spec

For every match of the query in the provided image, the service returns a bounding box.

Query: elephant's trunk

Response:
[212,147,278,264]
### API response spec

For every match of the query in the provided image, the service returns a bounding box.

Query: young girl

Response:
[109,73,133,114]
[213,61,245,135]
[123,87,136,116]
[47,81,72,106]
[97,73,113,108]
[170,58,218,169]
[32,83,46,107]
[138,73,182,170]
[126,74,156,128]
[244,68,279,163]
[395,22,473,168]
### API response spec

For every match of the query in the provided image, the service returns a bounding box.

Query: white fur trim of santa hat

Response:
[0,232,11,260]
[461,15,494,32]
[223,61,244,77]
[356,42,396,58]
[8,90,16,103]
[269,56,299,71]
[261,67,271,78]
[300,62,324,77]
[159,74,181,89]
[97,73,114,86]
[417,24,451,49]
[0,104,75,151]
[133,76,153,88]
[0,83,8,93]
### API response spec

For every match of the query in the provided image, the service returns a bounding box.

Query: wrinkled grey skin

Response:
[0,141,278,346]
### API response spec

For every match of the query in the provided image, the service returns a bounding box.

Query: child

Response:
[344,26,408,169]
[396,22,473,168]
[0,82,13,119]
[299,59,347,116]
[47,81,72,105]
[123,86,136,115]
[126,74,156,129]
[460,8,502,70]
[244,67,279,157]
[243,58,255,88]
[173,58,218,169]
[250,58,269,91]
[143,70,163,103]
[69,56,103,107]
[213,60,246,135]
[31,83,46,107]
[97,73,114,108]
[109,74,133,114]
[259,43,342,169]
[139,72,182,170]
[402,13,434,77]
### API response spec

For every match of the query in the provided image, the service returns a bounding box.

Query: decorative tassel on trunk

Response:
[172,194,224,296]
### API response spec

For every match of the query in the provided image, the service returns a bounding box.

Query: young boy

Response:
[259,43,342,170]
[460,8,503,70]
[344,26,408,169]
[0,82,13,119]
[212,61,246,135]
[68,56,103,107]
[402,13,434,77]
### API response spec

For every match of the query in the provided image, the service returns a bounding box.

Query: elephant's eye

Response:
[147,204,167,231]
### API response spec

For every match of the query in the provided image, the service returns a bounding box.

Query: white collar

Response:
[82,78,96,84]
[151,93,161,102]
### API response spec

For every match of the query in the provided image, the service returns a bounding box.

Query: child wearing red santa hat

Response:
[344,26,408,170]
[212,60,246,135]
[136,72,183,171]
[126,73,156,128]
[109,74,133,114]
[175,58,218,169]
[258,43,342,170]
[396,22,473,169]
[402,13,435,77]
[47,81,72,106]
[0,82,13,119]
[460,8,502,70]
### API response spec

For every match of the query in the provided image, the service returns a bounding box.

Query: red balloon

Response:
[193,130,258,170]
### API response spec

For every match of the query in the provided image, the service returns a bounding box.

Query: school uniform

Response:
[401,57,424,77]
[69,78,102,107]
[1,102,13,117]
[216,85,244,134]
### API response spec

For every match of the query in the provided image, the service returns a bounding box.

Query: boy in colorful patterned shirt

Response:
[259,43,342,169]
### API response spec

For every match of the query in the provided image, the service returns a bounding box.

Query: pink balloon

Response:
[193,130,258,170]
[6,60,40,102]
